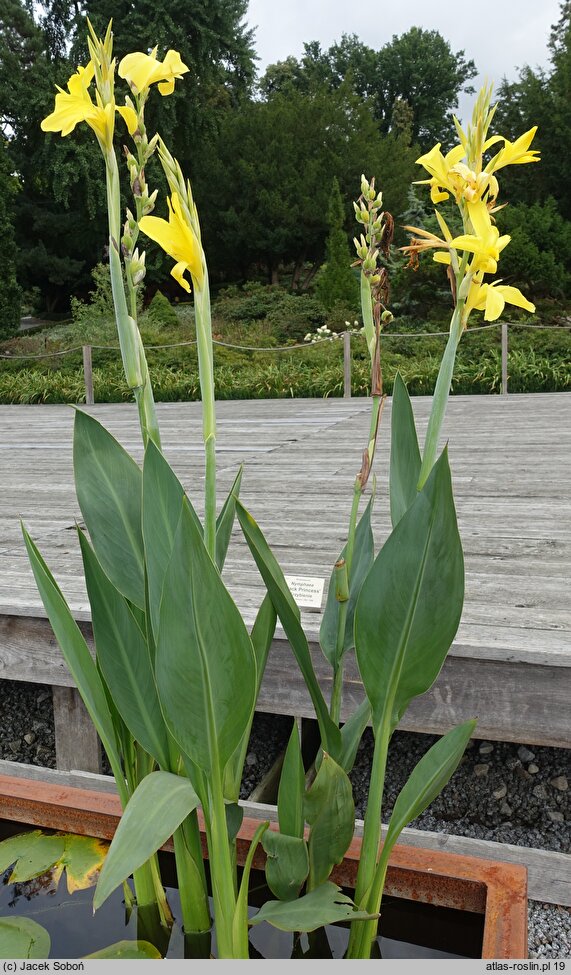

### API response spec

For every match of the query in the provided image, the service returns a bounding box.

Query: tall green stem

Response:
[417,303,464,489]
[346,719,390,959]
[173,823,211,936]
[205,763,241,958]
[194,277,217,560]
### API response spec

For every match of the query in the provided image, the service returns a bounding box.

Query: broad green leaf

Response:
[339,699,371,773]
[0,830,64,883]
[389,372,421,527]
[142,440,202,640]
[216,467,243,572]
[355,450,464,733]
[73,409,145,608]
[304,753,355,889]
[0,917,50,959]
[250,882,375,932]
[236,501,341,759]
[85,940,162,959]
[94,771,199,909]
[79,530,170,770]
[263,830,309,901]
[224,594,277,800]
[382,720,476,861]
[22,528,123,786]
[319,496,375,667]
[156,500,257,774]
[277,722,305,839]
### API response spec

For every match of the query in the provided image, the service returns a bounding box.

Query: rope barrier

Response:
[1,321,569,360]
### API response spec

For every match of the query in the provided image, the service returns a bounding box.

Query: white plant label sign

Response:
[284,575,325,612]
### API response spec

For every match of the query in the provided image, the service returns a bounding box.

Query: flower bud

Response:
[381,310,394,325]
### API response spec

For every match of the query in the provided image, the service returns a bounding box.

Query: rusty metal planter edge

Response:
[0,773,528,959]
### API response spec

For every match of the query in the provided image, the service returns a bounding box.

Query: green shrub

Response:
[70,263,115,330]
[144,290,179,330]
[496,198,571,297]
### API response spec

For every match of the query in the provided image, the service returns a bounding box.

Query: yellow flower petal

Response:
[170,261,192,292]
[484,287,505,321]
[497,286,535,313]
[434,209,453,242]
[140,193,203,291]
[119,48,189,95]
[430,185,449,204]
[117,105,138,135]
[433,252,451,264]
[158,78,175,96]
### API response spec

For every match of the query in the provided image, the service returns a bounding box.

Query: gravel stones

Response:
[0,679,55,768]
[519,746,536,763]
[349,729,570,853]
[529,903,571,958]
[239,711,292,800]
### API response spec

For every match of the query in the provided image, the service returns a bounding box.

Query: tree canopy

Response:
[259,28,477,148]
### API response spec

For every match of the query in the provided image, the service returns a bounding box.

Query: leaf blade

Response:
[94,771,199,909]
[355,450,464,733]
[156,499,257,774]
[79,530,170,770]
[389,371,421,528]
[236,501,341,759]
[250,882,375,932]
[73,409,145,608]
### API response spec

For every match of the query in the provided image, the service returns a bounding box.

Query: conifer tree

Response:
[316,178,359,311]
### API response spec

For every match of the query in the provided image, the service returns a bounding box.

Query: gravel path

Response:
[0,681,569,956]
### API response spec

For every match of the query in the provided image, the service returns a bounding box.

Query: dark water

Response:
[0,826,483,959]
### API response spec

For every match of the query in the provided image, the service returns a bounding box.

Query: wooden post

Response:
[82,344,94,405]
[501,323,508,396]
[343,331,351,398]
[52,686,101,773]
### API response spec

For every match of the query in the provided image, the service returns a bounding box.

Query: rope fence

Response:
[1,321,569,402]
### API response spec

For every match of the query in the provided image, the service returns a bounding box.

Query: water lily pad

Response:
[85,940,162,959]
[0,830,108,892]
[0,916,50,959]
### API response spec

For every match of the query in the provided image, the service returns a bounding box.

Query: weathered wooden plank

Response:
[1,395,570,749]
[52,686,101,773]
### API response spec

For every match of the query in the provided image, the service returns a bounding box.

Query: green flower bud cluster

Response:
[351,175,390,283]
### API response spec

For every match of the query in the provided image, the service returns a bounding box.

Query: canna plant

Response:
[226,88,539,959]
[23,19,539,959]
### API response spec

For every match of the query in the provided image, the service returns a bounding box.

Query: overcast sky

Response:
[246,0,563,120]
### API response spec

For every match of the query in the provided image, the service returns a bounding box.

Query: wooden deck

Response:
[1,393,570,769]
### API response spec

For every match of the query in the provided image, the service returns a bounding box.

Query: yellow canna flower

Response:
[415,143,465,203]
[41,61,137,148]
[486,127,539,174]
[449,200,511,274]
[139,193,204,291]
[465,279,535,322]
[118,48,189,96]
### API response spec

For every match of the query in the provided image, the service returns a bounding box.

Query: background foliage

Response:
[1,0,570,384]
